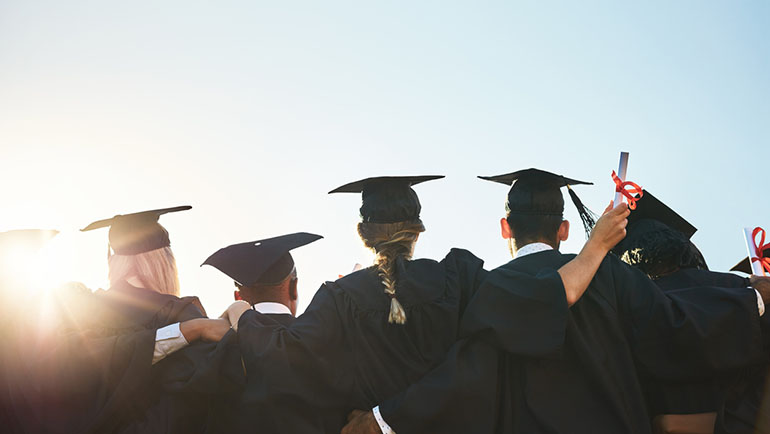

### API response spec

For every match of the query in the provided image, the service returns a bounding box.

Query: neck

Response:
[252,296,291,308]
[513,239,557,253]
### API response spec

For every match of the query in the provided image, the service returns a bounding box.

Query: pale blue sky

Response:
[1,1,768,314]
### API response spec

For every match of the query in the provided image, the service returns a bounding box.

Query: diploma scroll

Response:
[613,152,630,208]
[744,227,768,276]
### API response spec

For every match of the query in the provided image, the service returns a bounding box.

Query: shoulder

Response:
[440,248,485,270]
[177,296,207,320]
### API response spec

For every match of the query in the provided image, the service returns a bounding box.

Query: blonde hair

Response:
[357,220,425,324]
[108,246,180,297]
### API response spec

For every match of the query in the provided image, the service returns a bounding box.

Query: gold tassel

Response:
[388,297,407,324]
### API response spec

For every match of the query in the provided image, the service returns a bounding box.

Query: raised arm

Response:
[557,202,629,306]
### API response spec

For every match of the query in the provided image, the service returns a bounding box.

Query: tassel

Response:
[388,297,407,324]
[567,185,599,239]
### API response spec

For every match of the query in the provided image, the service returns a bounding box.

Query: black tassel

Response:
[567,185,598,239]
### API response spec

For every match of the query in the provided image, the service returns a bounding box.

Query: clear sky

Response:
[1,1,768,315]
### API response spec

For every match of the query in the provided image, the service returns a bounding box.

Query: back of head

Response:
[108,246,181,296]
[506,178,565,247]
[612,219,708,279]
[82,206,189,296]
[358,220,425,325]
[237,266,297,307]
[331,175,442,325]
[480,169,596,249]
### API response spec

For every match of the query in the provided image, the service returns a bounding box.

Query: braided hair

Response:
[357,220,425,324]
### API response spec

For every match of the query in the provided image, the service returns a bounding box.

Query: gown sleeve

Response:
[378,336,500,434]
[439,248,488,318]
[606,255,765,380]
[235,284,350,432]
[377,266,570,434]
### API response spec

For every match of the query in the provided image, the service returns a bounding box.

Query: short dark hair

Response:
[506,213,562,247]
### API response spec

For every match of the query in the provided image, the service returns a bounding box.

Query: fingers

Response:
[609,203,630,217]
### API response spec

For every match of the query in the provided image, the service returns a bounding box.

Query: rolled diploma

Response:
[743,227,766,276]
[613,152,630,208]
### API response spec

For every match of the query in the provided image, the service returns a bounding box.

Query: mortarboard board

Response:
[478,168,597,237]
[80,206,191,255]
[329,175,444,224]
[625,190,697,239]
[731,248,770,274]
[202,232,323,287]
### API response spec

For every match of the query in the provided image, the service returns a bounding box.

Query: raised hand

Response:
[588,201,630,253]
[220,300,251,331]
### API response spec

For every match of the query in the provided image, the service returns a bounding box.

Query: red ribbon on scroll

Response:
[611,170,644,210]
[751,227,770,275]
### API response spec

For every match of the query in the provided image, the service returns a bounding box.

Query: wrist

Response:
[582,237,608,261]
[180,318,203,342]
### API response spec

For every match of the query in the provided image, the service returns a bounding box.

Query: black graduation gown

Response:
[640,268,754,416]
[231,312,297,434]
[380,251,765,434]
[378,258,572,434]
[235,248,492,433]
[7,280,243,434]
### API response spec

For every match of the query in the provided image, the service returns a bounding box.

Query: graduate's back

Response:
[13,279,207,434]
[479,250,763,434]
[236,247,486,434]
[234,174,485,433]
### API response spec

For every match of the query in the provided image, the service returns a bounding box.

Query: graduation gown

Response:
[7,280,243,434]
[236,248,499,433]
[640,268,754,416]
[380,251,765,434]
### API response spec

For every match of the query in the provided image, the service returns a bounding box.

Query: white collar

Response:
[515,242,554,258]
[253,302,292,315]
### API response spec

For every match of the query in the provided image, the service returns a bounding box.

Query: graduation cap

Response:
[329,175,444,224]
[478,168,597,237]
[80,206,191,255]
[611,191,707,275]
[202,232,323,287]
[626,190,697,239]
[731,248,770,274]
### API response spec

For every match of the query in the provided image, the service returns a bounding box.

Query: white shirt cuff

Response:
[372,406,395,434]
[753,288,765,317]
[152,322,190,365]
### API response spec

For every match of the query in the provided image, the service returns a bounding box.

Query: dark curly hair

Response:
[612,219,708,279]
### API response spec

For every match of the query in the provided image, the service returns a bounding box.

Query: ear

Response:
[558,220,570,243]
[500,217,512,240]
[233,290,242,301]
[289,279,298,301]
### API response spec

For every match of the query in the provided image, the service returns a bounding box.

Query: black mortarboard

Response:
[626,190,697,239]
[329,175,444,224]
[731,248,770,274]
[80,206,191,255]
[478,168,597,237]
[202,232,323,286]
